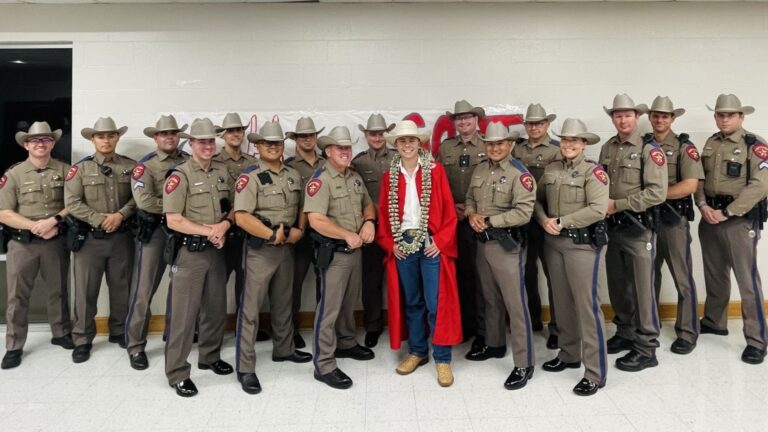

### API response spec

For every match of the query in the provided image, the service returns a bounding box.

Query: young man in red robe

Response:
[375,120,462,387]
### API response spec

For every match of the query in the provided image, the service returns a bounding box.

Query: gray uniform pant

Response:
[5,236,71,351]
[236,244,296,373]
[545,235,608,385]
[525,222,558,334]
[313,249,361,375]
[699,217,766,350]
[654,218,699,344]
[125,229,169,355]
[165,247,227,385]
[476,241,534,368]
[72,231,134,346]
[606,226,660,357]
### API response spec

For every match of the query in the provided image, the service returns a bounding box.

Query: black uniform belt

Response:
[475,227,522,243]
[7,228,61,243]
[607,211,649,226]
[705,195,734,210]
[179,235,214,252]
[558,220,609,246]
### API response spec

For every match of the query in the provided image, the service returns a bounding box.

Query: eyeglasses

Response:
[225,127,245,133]
[257,141,284,147]
[524,121,546,129]
[27,137,55,145]
[454,114,475,122]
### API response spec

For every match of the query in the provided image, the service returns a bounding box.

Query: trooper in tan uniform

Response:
[124,115,189,370]
[65,117,136,363]
[0,122,73,369]
[437,100,489,356]
[350,113,395,348]
[512,103,562,348]
[213,113,257,330]
[285,116,326,349]
[696,94,768,364]
[535,118,609,396]
[304,126,377,390]
[647,97,704,355]
[599,94,668,372]
[465,122,536,390]
[163,118,234,397]
[232,121,312,395]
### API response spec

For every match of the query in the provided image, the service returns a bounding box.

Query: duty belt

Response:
[474,226,522,243]
[7,228,61,243]
[179,235,213,252]
[607,211,650,226]
[705,195,734,210]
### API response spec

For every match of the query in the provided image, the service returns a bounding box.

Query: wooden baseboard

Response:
[94,302,767,335]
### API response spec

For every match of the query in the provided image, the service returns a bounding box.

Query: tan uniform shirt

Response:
[64,153,137,228]
[694,127,768,216]
[598,131,668,212]
[0,159,68,220]
[437,132,487,204]
[302,163,372,233]
[163,159,231,225]
[286,151,325,188]
[132,149,189,214]
[233,162,303,227]
[659,132,705,187]
[534,152,609,229]
[512,134,563,182]
[214,150,257,184]
[464,158,535,228]
[351,147,394,213]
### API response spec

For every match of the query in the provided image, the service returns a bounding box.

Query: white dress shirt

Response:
[399,162,421,230]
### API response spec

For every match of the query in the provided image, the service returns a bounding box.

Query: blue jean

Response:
[395,239,452,363]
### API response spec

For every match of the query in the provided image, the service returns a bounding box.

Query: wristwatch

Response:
[722,208,731,218]
[268,227,278,242]
[484,216,492,228]
[54,214,63,223]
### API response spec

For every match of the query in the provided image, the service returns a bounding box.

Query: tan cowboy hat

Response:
[706,94,755,115]
[81,117,128,140]
[15,121,63,147]
[385,120,430,145]
[179,118,222,140]
[446,99,485,118]
[218,112,248,131]
[286,117,325,140]
[317,126,358,150]
[603,94,648,116]
[648,96,685,118]
[480,121,520,142]
[555,118,601,145]
[358,113,395,133]
[247,121,285,143]
[524,103,556,123]
[143,115,188,138]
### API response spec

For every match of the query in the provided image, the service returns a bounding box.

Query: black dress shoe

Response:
[108,334,127,349]
[314,368,353,389]
[573,378,604,396]
[700,321,729,336]
[294,333,306,349]
[272,350,312,363]
[172,378,198,397]
[465,345,506,361]
[542,357,581,372]
[606,335,633,354]
[51,334,75,350]
[504,366,534,390]
[335,344,374,361]
[238,372,262,394]
[129,352,149,370]
[72,344,92,363]
[1,350,22,369]
[364,331,381,348]
[670,338,696,355]
[546,334,559,350]
[198,359,233,375]
[256,330,270,342]
[615,350,658,372]
[741,345,767,365]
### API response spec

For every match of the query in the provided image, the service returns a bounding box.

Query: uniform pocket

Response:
[83,176,105,201]
[492,182,513,206]
[188,187,211,209]
[259,184,286,208]
[18,183,42,205]
[619,159,641,184]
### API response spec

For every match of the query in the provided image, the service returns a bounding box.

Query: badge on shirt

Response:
[629,153,639,160]
[499,176,508,184]
[536,154,543,161]
[519,173,534,192]
[132,164,145,180]
[753,143,768,160]
[0,174,6,190]
[218,176,226,183]
[287,177,295,185]
[236,175,250,193]
[649,148,665,166]
[685,146,700,162]
[121,169,131,176]
[354,179,362,188]
[593,167,609,185]
[306,178,322,197]
[733,148,742,155]
[165,174,181,194]
[65,166,78,181]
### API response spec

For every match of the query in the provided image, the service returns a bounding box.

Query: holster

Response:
[745,198,768,231]
[161,225,180,264]
[64,216,88,252]
[608,209,657,237]
[135,210,162,243]
[310,231,348,271]
[659,197,694,225]
[477,227,524,252]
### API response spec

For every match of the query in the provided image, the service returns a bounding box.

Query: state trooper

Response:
[647,97,704,355]
[0,122,72,369]
[303,126,376,390]
[512,103,562,349]
[65,117,136,363]
[350,113,395,348]
[465,122,536,390]
[599,94,668,372]
[285,116,326,349]
[124,115,189,370]
[437,100,488,356]
[696,94,768,364]
[534,118,609,396]
[163,118,234,397]
[232,120,312,395]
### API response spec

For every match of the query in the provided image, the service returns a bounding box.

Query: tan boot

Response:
[396,354,428,375]
[436,363,454,387]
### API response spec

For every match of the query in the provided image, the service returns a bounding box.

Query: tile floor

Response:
[1,320,767,432]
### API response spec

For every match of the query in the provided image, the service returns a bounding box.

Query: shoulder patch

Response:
[549,138,560,147]
[306,178,322,197]
[519,172,534,192]
[592,166,609,185]
[0,174,7,190]
[685,145,700,162]
[753,143,768,160]
[132,164,146,180]
[235,174,250,193]
[649,148,665,166]
[243,163,260,174]
[66,165,78,181]
[510,158,530,174]
[165,174,181,194]
[138,151,157,164]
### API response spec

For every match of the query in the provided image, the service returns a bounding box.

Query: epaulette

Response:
[138,151,157,164]
[75,155,94,165]
[310,166,326,179]
[181,150,191,157]
[6,161,23,172]
[165,161,186,179]
[745,133,757,147]
[510,158,530,174]
[711,132,720,138]
[549,138,560,147]
[352,151,366,161]
[243,163,260,174]
[284,156,296,164]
